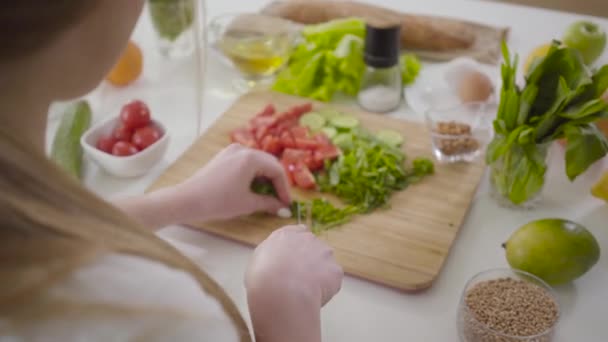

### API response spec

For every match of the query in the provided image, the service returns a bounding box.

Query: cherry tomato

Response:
[113,122,133,142]
[96,135,118,154]
[132,125,162,150]
[120,100,151,130]
[112,141,139,156]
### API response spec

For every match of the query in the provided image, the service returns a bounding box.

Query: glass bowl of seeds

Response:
[457,268,560,342]
[424,101,495,163]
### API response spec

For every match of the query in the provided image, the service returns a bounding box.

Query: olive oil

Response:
[219,32,291,78]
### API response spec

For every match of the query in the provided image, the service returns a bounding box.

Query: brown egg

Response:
[602,89,608,104]
[458,71,494,103]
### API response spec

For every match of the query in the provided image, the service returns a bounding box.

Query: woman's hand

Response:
[245,225,343,342]
[113,144,292,229]
[173,143,292,221]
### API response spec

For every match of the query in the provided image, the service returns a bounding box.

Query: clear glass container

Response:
[488,142,551,209]
[148,0,199,59]
[457,268,560,342]
[207,13,298,93]
[424,102,495,163]
[357,65,402,113]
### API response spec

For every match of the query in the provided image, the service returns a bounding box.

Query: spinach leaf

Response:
[528,47,592,117]
[517,84,539,126]
[564,124,608,180]
[572,65,608,104]
[560,99,608,119]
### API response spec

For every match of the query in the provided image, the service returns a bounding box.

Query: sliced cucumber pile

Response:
[321,126,337,139]
[310,107,403,149]
[332,133,353,149]
[317,109,342,120]
[376,129,404,147]
[299,112,326,132]
[330,116,359,130]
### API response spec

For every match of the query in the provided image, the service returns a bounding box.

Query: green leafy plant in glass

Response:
[148,0,194,42]
[487,41,608,207]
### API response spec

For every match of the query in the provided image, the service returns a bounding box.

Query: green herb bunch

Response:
[487,41,608,204]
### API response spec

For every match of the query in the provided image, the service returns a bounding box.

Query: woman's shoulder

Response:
[1,253,240,342]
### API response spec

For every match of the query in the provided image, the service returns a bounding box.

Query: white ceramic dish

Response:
[405,57,501,117]
[81,116,169,178]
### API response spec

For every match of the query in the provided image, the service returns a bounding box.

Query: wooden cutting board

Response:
[148,91,485,291]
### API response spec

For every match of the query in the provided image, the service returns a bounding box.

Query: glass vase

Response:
[148,0,201,59]
[488,141,551,209]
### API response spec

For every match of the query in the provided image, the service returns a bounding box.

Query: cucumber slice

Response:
[330,115,359,130]
[299,112,326,132]
[50,100,92,179]
[317,108,342,120]
[321,126,337,139]
[332,133,353,149]
[376,129,404,147]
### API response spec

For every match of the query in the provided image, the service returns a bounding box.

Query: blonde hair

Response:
[0,126,251,340]
[0,2,251,340]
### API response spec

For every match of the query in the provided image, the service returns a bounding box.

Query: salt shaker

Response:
[357,24,402,113]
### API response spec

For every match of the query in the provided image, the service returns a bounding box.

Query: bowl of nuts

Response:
[425,102,495,163]
[457,268,560,342]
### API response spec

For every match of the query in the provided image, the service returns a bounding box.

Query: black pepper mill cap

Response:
[364,23,401,68]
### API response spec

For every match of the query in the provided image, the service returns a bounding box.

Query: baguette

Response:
[261,0,476,51]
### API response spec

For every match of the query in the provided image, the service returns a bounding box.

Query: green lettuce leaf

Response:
[272,18,366,102]
[273,18,421,101]
[400,54,421,86]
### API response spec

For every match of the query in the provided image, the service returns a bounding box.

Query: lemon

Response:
[592,170,608,201]
[523,44,552,74]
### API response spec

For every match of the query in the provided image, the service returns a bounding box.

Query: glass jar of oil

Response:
[209,13,298,89]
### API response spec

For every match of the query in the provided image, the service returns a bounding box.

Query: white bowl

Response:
[81,116,170,178]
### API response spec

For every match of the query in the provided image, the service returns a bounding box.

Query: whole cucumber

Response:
[50,100,92,179]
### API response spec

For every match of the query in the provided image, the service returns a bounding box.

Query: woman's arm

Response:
[112,144,291,230]
[112,187,193,230]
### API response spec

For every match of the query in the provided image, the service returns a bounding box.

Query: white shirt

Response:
[0,253,240,342]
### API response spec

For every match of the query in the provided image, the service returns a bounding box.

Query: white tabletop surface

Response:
[46,1,608,341]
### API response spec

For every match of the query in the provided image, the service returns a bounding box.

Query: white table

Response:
[47,1,608,340]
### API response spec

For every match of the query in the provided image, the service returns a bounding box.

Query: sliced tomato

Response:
[291,103,313,118]
[275,118,298,134]
[295,137,320,150]
[254,125,271,142]
[313,133,332,145]
[260,135,282,156]
[315,144,340,161]
[255,104,276,117]
[305,154,325,171]
[279,130,296,149]
[292,163,316,189]
[280,158,299,186]
[230,128,257,148]
[250,115,277,129]
[290,126,309,139]
[283,148,312,164]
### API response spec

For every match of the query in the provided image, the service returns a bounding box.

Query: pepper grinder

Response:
[357,23,402,113]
